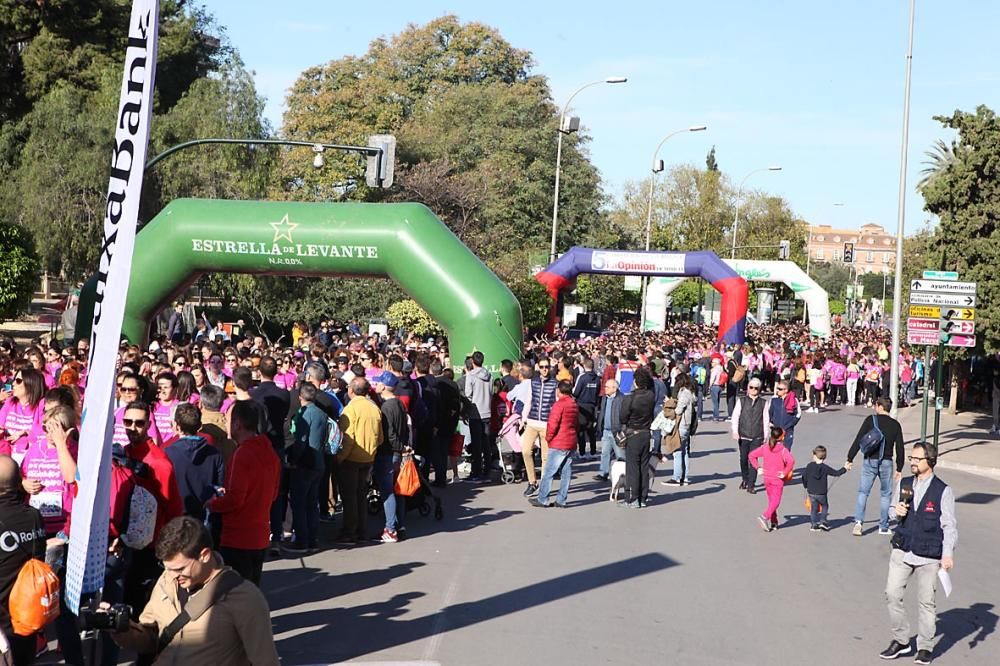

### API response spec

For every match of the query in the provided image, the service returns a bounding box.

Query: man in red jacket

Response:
[121,401,185,623]
[208,400,281,585]
[529,381,578,508]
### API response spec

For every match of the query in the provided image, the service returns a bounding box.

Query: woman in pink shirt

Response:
[0,367,46,460]
[26,348,57,389]
[152,372,180,443]
[21,404,78,536]
[176,370,201,405]
[749,426,795,532]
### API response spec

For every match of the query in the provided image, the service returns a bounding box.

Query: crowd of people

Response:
[0,312,965,665]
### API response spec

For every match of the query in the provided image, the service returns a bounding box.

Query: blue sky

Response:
[210,1,1000,235]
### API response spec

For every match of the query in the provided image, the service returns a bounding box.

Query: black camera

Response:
[79,604,132,632]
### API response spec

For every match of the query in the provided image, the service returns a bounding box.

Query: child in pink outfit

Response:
[750,426,795,532]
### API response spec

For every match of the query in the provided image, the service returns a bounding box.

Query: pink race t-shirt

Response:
[0,399,44,459]
[21,435,78,535]
[113,406,162,448]
[152,400,179,441]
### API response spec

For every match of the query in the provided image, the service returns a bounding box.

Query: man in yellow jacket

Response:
[336,377,384,543]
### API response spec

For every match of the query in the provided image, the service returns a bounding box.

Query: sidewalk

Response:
[896,400,1000,481]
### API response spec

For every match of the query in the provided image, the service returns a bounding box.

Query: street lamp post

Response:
[889,0,916,419]
[549,77,627,264]
[730,166,782,260]
[638,125,707,330]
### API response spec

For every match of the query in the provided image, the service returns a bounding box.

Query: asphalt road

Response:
[263,403,1000,666]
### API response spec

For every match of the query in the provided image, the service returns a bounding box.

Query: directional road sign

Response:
[940,320,975,335]
[909,292,976,308]
[910,279,977,294]
[908,305,940,319]
[945,334,976,348]
[922,270,959,281]
[907,318,940,332]
[907,331,940,346]
[940,307,975,321]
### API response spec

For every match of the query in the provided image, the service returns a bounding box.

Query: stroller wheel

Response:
[418,501,431,517]
[501,471,516,484]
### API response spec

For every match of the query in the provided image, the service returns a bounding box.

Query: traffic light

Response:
[366,134,396,188]
[778,239,790,259]
[843,242,854,263]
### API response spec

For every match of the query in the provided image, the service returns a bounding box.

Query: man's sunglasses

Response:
[120,386,139,393]
[122,418,147,427]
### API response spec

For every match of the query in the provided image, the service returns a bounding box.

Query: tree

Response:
[0,1,242,279]
[0,221,40,321]
[920,106,1000,353]
[508,276,551,331]
[915,139,958,192]
[705,146,719,172]
[810,262,852,300]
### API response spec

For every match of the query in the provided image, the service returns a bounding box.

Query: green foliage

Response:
[572,275,641,314]
[0,1,240,279]
[279,15,605,261]
[810,262,852,299]
[828,300,846,315]
[705,146,719,172]
[385,300,444,337]
[920,105,1000,352]
[508,277,551,330]
[670,280,701,309]
[0,221,40,321]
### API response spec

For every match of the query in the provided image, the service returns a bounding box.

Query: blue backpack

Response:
[858,415,885,458]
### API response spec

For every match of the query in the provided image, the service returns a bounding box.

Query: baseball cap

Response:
[376,371,399,389]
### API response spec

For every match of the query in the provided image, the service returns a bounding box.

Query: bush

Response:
[508,277,552,330]
[0,222,41,322]
[385,299,444,337]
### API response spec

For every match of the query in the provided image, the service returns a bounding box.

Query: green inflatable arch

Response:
[76,198,522,372]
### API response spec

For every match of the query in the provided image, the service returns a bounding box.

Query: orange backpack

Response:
[9,557,61,636]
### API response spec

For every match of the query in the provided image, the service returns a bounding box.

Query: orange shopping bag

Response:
[394,457,421,497]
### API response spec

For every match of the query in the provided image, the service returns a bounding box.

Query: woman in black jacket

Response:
[619,368,656,507]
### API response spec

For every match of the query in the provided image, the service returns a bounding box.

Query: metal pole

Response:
[889,0,916,419]
[639,172,657,329]
[933,342,943,447]
[549,128,565,264]
[920,345,930,443]
[145,137,380,172]
[731,183,743,260]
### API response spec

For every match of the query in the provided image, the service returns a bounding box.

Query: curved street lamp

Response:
[730,166,782,260]
[548,77,627,263]
[639,125,708,329]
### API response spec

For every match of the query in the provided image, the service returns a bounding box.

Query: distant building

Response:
[808,223,896,275]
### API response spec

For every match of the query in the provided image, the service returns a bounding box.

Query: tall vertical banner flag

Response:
[65,0,160,613]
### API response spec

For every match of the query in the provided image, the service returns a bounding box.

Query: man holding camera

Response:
[879,442,957,665]
[110,515,279,665]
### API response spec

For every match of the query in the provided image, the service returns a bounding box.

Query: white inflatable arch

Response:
[645,259,831,337]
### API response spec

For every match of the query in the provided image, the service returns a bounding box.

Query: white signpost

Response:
[906,273,977,349]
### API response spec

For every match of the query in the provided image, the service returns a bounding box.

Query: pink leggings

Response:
[762,480,784,522]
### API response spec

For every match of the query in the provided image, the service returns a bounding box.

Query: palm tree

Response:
[915,139,957,191]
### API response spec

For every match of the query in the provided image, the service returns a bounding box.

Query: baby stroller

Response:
[496,412,525,484]
[367,453,443,520]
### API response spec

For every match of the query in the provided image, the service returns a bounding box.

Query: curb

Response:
[934,459,1000,482]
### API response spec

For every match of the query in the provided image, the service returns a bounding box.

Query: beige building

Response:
[808,223,896,275]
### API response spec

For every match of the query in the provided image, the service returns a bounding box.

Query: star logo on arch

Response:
[270,214,298,243]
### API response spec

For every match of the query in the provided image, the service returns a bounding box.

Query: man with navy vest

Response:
[879,442,956,665]
[731,377,770,493]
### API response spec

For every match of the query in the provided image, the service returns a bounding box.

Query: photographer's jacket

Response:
[0,495,45,637]
[114,558,279,666]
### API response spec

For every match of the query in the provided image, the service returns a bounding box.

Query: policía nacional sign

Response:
[909,292,976,308]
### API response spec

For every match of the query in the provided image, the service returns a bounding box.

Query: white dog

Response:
[609,455,663,502]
